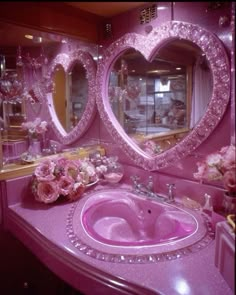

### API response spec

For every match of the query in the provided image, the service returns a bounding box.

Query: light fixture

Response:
[33,36,42,43]
[157,6,168,10]
[147,69,170,74]
[25,34,33,40]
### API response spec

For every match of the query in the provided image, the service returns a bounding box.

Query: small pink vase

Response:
[28,137,41,157]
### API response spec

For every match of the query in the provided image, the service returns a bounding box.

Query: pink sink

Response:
[81,190,198,247]
[68,188,214,263]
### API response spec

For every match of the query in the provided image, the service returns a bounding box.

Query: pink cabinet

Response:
[215,220,235,292]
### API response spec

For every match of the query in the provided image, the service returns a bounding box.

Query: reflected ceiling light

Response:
[25,34,43,43]
[168,76,183,79]
[147,69,170,74]
[61,39,67,43]
[174,278,191,295]
[33,36,42,43]
[25,34,33,40]
[176,67,182,70]
[157,6,168,10]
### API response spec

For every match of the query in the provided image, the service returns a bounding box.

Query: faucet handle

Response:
[147,175,153,190]
[130,175,140,182]
[167,183,175,188]
[166,183,176,202]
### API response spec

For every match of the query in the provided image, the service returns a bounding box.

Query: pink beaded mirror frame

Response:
[96,21,230,170]
[46,50,97,145]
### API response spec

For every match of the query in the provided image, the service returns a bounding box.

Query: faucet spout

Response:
[130,175,165,202]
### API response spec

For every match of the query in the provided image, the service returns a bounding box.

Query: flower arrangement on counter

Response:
[32,156,98,204]
[193,144,236,196]
[21,117,48,138]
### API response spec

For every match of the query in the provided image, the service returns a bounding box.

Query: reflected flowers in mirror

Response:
[193,144,236,196]
[21,117,47,139]
[31,157,98,204]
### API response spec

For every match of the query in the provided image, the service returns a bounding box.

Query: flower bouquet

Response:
[31,156,97,204]
[193,144,236,213]
[21,117,48,159]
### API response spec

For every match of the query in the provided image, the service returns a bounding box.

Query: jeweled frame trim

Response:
[46,50,97,145]
[96,21,230,171]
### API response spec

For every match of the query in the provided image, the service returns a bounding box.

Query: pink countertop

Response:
[5,184,234,295]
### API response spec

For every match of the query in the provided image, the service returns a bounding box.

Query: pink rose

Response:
[34,159,56,181]
[64,161,80,180]
[35,121,47,134]
[205,153,222,167]
[36,181,59,203]
[220,145,236,172]
[55,156,68,167]
[193,161,222,181]
[205,165,223,181]
[223,169,236,193]
[193,161,208,180]
[58,175,74,196]
[80,161,96,179]
[67,182,85,202]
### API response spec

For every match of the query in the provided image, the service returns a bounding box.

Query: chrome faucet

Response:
[130,175,164,202]
[166,183,176,203]
[130,175,141,192]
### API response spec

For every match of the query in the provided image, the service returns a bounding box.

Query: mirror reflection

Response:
[52,61,88,133]
[69,62,88,129]
[52,64,66,130]
[108,40,212,154]
[0,20,97,166]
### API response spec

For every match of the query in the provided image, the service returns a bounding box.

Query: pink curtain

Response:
[190,56,213,128]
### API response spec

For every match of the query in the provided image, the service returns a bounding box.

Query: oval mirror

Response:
[46,50,96,145]
[97,21,230,170]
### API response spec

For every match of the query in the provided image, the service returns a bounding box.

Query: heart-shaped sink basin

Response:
[67,188,214,263]
[82,191,197,247]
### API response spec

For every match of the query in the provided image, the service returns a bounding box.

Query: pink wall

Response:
[91,2,233,207]
[5,2,232,210]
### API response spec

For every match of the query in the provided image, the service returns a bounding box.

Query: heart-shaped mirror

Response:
[97,21,230,170]
[46,50,97,145]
